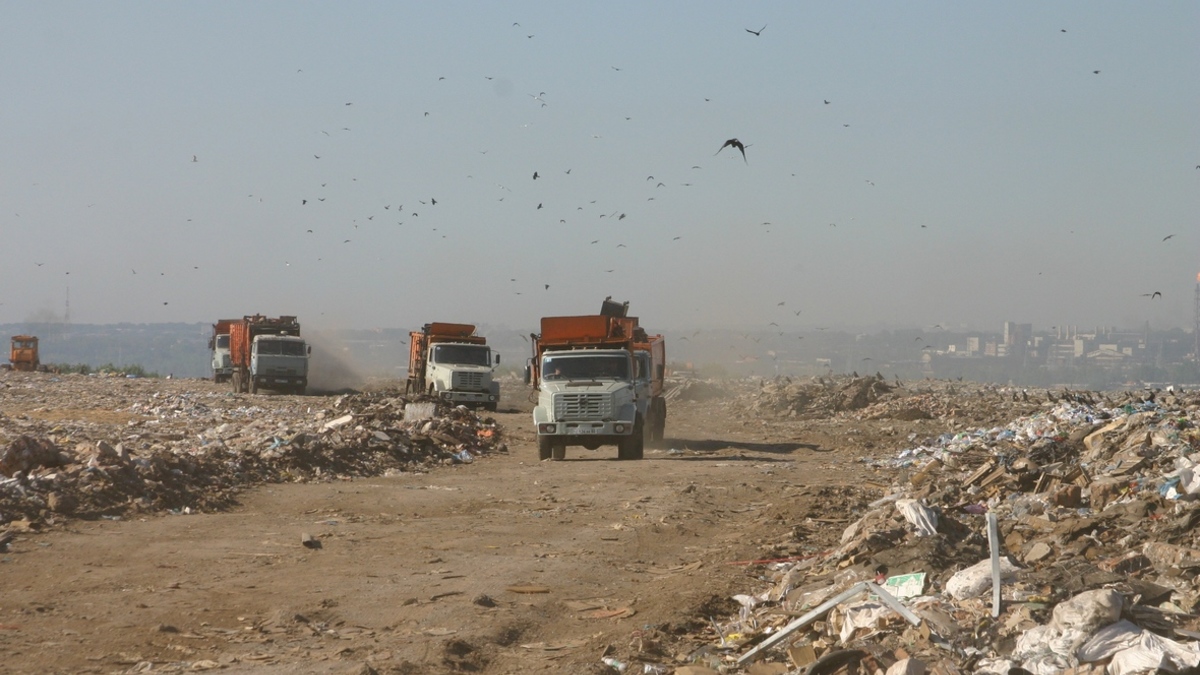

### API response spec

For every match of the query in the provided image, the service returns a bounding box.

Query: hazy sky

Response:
[2,2,1197,334]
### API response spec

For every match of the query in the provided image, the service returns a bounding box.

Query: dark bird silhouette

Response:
[745,24,766,36]
[191,155,197,162]
[672,236,681,241]
[1061,29,1067,32]
[1162,234,1175,241]
[1093,70,1100,74]
[532,171,539,180]
[301,199,307,205]
[1143,291,1162,299]
[716,138,747,163]
[823,100,830,105]
[537,203,543,209]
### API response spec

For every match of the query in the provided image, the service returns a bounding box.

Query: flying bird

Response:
[1093,70,1100,74]
[1162,234,1175,241]
[532,171,539,180]
[823,100,830,105]
[1142,292,1162,299]
[716,138,747,163]
[191,155,197,162]
[745,24,766,36]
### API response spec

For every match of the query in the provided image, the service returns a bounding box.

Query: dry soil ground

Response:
[0,380,944,674]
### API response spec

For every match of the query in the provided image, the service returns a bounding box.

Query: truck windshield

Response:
[256,339,306,356]
[543,355,629,381]
[432,344,490,366]
[216,335,230,349]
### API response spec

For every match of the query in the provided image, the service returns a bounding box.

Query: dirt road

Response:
[0,381,907,674]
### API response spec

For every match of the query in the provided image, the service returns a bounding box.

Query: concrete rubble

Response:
[0,373,504,527]
[676,380,1200,675]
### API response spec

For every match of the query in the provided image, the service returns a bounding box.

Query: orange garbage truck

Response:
[9,336,40,371]
[526,314,644,461]
[208,319,238,383]
[228,315,309,395]
[405,323,500,411]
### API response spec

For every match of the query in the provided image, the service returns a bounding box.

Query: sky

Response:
[1,1,1197,335]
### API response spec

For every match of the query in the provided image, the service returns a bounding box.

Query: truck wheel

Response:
[652,400,667,442]
[551,445,566,461]
[483,402,498,412]
[232,372,240,393]
[250,378,258,395]
[538,436,553,461]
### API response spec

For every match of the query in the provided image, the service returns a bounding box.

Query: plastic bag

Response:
[895,499,938,536]
[1050,588,1123,634]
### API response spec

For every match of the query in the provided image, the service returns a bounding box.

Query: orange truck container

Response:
[9,336,40,371]
[228,315,308,395]
[405,323,499,410]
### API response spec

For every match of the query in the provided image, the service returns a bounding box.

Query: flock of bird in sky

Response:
[19,16,1191,357]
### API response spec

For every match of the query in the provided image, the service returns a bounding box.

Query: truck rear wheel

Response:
[250,378,258,395]
[551,445,566,461]
[538,436,553,461]
[652,399,666,442]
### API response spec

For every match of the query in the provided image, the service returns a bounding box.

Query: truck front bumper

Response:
[535,420,634,436]
[438,390,498,404]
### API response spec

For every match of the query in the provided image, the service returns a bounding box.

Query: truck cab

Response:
[533,349,640,460]
[425,341,500,410]
[250,334,309,395]
[211,333,231,382]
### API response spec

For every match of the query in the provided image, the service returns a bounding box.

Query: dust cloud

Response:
[303,330,369,394]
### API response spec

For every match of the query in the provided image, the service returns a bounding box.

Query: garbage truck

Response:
[208,319,237,383]
[601,297,668,443]
[405,322,500,411]
[229,315,310,395]
[526,313,644,461]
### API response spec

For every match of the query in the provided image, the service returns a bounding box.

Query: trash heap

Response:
[702,389,1200,675]
[740,375,897,419]
[0,375,503,526]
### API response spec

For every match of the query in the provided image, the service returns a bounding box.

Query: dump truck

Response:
[9,336,40,371]
[526,313,644,461]
[229,315,310,395]
[208,319,237,383]
[405,322,500,411]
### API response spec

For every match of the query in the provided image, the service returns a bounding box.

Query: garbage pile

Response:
[697,388,1200,675]
[0,374,503,526]
[741,375,897,418]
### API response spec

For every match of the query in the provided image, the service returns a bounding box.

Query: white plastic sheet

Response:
[1108,631,1200,675]
[1077,619,1143,662]
[945,556,1019,600]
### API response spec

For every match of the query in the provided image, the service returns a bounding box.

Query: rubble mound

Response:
[742,375,895,418]
[0,381,503,525]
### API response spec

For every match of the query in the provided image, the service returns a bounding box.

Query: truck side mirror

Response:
[307,346,312,355]
[207,339,214,350]
[495,354,501,365]
[656,364,665,379]
[523,363,531,385]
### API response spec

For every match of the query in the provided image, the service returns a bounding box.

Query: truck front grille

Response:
[454,372,484,389]
[553,392,611,420]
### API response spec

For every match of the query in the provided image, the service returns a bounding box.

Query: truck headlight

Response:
[538,423,556,434]
[614,424,625,433]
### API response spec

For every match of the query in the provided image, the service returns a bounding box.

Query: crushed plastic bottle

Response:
[601,656,628,672]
